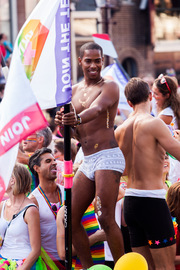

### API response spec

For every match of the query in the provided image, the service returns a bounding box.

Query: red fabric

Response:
[92,33,110,41]
[0,44,6,59]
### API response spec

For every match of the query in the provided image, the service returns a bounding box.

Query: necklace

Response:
[38,185,62,219]
[107,109,109,129]
[7,195,26,217]
[79,77,104,108]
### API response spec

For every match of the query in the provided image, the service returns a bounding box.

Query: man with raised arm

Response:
[55,42,125,268]
[115,77,180,270]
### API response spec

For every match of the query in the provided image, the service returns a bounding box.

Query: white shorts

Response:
[79,147,125,181]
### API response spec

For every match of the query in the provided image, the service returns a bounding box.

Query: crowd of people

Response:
[1,39,180,269]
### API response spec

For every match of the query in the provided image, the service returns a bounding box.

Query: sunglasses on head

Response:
[158,74,171,94]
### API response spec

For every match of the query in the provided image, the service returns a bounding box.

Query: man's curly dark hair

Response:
[29,147,52,178]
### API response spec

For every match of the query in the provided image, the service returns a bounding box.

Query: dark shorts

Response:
[124,196,176,249]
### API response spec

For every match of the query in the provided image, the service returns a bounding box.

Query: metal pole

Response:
[103,4,110,66]
[9,0,18,44]
[114,58,130,80]
[64,103,72,270]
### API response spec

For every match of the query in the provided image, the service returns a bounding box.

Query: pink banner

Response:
[0,103,47,156]
[0,177,6,202]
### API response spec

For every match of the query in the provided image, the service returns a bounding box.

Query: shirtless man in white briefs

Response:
[55,42,125,269]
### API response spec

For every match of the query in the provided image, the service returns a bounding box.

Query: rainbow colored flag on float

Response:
[0,0,72,201]
[18,0,72,109]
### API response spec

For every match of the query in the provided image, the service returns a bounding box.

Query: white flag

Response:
[0,0,72,201]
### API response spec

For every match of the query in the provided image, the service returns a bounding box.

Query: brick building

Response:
[1,0,180,81]
[72,0,155,80]
[105,0,155,78]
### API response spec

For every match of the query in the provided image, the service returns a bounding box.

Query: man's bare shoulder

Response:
[115,122,125,138]
[115,114,163,140]
[115,118,132,143]
[116,114,135,130]
[141,114,166,130]
[146,116,174,140]
[98,79,119,106]
[102,78,119,92]
[72,82,81,94]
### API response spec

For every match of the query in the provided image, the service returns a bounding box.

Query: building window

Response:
[122,0,133,4]
[73,18,97,37]
[0,0,10,39]
[122,57,138,77]
[155,0,180,40]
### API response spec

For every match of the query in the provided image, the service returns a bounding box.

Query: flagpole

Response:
[64,103,72,270]
[1,52,9,81]
[114,58,130,81]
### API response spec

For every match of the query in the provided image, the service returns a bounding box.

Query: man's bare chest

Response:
[72,88,101,113]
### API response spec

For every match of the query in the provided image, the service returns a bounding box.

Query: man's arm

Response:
[151,118,180,161]
[17,148,29,165]
[79,80,119,124]
[62,80,119,126]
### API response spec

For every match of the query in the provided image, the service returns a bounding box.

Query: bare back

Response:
[72,79,119,155]
[115,113,166,190]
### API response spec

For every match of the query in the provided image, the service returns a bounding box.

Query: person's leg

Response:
[94,169,124,263]
[71,170,95,269]
[144,198,176,270]
[132,246,155,270]
[150,244,176,270]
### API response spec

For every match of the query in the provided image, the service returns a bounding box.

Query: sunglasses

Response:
[158,74,171,94]
[51,204,58,212]
[25,138,37,142]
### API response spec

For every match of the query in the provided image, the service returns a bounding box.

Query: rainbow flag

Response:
[0,0,72,201]
[72,204,105,270]
[19,0,72,109]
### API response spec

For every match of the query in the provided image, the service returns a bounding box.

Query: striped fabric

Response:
[72,204,105,270]
[0,247,65,269]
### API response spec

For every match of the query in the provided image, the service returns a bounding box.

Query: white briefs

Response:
[79,147,125,181]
